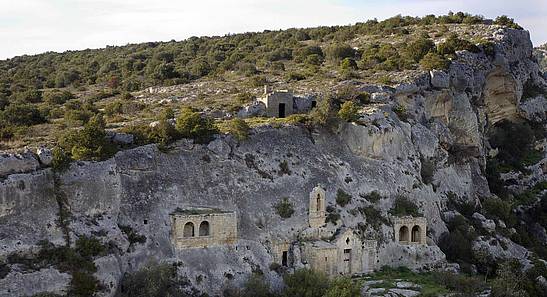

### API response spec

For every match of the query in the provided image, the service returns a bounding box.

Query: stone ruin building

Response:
[393,216,427,245]
[252,86,316,118]
[170,207,237,249]
[168,187,429,277]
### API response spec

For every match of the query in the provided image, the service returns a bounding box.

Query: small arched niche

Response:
[183,222,195,237]
[411,225,421,243]
[399,226,409,242]
[199,221,210,236]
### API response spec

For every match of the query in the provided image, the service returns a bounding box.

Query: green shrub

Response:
[361,191,382,203]
[175,107,218,143]
[438,215,477,264]
[43,90,74,105]
[75,236,106,260]
[419,52,450,70]
[392,104,408,121]
[241,274,273,297]
[340,58,357,70]
[50,147,72,171]
[58,114,117,161]
[221,118,250,141]
[489,120,537,172]
[323,277,361,297]
[437,34,480,56]
[491,260,528,297]
[308,96,333,127]
[482,197,516,227]
[275,197,294,219]
[389,195,421,216]
[16,89,43,103]
[325,43,355,62]
[69,270,100,297]
[405,37,435,62]
[119,225,147,245]
[494,16,523,30]
[0,103,46,126]
[336,189,352,207]
[337,101,360,122]
[283,269,329,297]
[118,263,199,297]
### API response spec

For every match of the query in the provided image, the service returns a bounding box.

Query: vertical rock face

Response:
[0,28,545,296]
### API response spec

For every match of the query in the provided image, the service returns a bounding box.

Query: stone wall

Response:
[394,217,427,245]
[258,91,294,117]
[170,209,237,249]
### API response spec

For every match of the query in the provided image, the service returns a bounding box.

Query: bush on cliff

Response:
[419,52,450,70]
[175,107,218,143]
[274,197,295,219]
[58,114,117,161]
[337,101,360,122]
[336,189,352,207]
[118,263,201,297]
[220,118,250,141]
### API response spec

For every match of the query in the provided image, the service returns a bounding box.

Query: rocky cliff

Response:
[0,28,546,297]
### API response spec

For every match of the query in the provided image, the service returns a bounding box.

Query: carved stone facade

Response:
[393,216,427,245]
[272,241,291,267]
[302,229,377,277]
[170,208,237,249]
[308,185,326,228]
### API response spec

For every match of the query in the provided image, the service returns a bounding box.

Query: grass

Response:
[365,267,449,296]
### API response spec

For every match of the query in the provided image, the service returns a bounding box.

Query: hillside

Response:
[0,13,524,152]
[0,13,546,297]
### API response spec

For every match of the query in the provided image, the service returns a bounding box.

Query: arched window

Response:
[411,225,421,243]
[316,194,321,211]
[399,226,409,242]
[183,222,194,237]
[199,221,210,236]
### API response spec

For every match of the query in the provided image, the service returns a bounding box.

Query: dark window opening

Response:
[143,219,148,225]
[278,103,286,118]
[199,221,210,236]
[311,101,317,108]
[282,251,288,266]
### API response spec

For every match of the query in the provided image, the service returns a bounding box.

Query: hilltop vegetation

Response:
[0,13,522,152]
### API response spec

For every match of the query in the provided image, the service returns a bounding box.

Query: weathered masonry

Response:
[170,208,237,249]
[303,229,377,276]
[308,185,326,228]
[258,88,295,118]
[394,216,427,245]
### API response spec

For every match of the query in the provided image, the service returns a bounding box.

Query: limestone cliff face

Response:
[0,28,546,297]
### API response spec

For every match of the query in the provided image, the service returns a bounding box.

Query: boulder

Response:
[0,150,40,177]
[36,147,53,166]
[430,70,450,89]
[111,132,134,145]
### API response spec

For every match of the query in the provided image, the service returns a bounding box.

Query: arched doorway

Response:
[199,221,210,236]
[411,225,421,243]
[183,222,195,237]
[399,226,409,242]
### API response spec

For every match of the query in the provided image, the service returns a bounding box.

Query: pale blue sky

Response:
[0,0,545,59]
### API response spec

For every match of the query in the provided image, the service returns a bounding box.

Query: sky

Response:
[0,0,546,59]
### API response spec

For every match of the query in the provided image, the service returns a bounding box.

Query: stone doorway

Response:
[342,248,352,274]
[278,103,286,118]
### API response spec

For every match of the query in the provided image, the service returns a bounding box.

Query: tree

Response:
[325,43,355,62]
[337,101,360,122]
[1,103,45,126]
[491,260,529,297]
[175,107,217,143]
[58,114,116,161]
